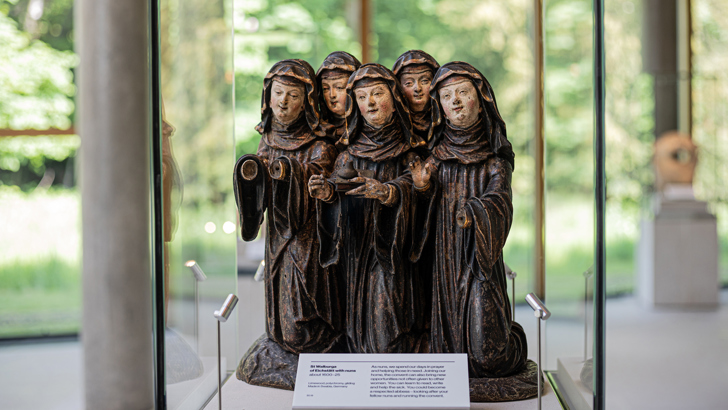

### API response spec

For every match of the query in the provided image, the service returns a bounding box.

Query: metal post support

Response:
[505,264,517,319]
[186,260,208,353]
[584,277,587,361]
[536,312,541,410]
[526,293,551,410]
[533,0,546,301]
[254,260,266,282]
[214,294,239,410]
[594,0,607,406]
[583,266,594,361]
[217,321,221,410]
[196,282,200,352]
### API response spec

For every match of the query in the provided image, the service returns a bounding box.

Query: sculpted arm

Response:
[309,150,349,201]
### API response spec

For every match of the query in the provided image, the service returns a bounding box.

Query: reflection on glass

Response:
[161,0,237,407]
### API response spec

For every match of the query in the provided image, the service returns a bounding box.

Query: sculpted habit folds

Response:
[309,63,430,355]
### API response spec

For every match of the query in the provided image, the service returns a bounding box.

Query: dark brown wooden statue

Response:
[392,50,440,146]
[316,51,361,150]
[409,61,540,401]
[234,59,342,390]
[392,50,440,343]
[308,63,428,354]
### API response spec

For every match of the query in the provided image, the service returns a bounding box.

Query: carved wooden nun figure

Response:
[409,61,540,401]
[316,51,361,150]
[234,59,342,390]
[392,49,440,147]
[308,63,429,355]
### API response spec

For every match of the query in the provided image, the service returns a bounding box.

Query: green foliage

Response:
[372,0,534,193]
[160,0,235,208]
[0,288,80,337]
[0,10,76,130]
[235,124,260,159]
[0,135,78,176]
[4,0,75,51]
[232,0,362,155]
[228,0,656,205]
[0,246,81,337]
[693,0,728,211]
[0,255,78,291]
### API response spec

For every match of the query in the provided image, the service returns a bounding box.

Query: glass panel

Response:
[373,0,536,310]
[693,0,728,285]
[541,0,596,406]
[0,4,82,409]
[0,4,80,338]
[597,1,725,408]
[372,0,547,401]
[160,0,238,407]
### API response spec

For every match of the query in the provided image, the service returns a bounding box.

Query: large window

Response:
[0,0,79,339]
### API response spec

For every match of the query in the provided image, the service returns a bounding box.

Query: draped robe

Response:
[410,110,433,146]
[324,115,347,152]
[234,117,341,354]
[317,120,427,354]
[421,119,527,377]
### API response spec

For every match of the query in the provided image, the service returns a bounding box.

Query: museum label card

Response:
[292,353,470,410]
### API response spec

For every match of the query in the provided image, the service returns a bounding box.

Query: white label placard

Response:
[292,353,470,410]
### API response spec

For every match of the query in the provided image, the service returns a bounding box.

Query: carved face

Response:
[354,82,395,129]
[270,79,305,125]
[438,79,480,128]
[399,69,433,112]
[321,75,348,117]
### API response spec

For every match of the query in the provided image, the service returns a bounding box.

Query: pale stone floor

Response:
[1,284,726,410]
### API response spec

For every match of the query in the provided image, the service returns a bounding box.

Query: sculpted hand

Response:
[407,155,435,190]
[345,177,390,202]
[456,207,473,228]
[308,174,333,200]
[240,159,259,181]
[269,158,288,181]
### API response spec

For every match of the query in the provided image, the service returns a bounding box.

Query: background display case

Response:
[152,0,606,408]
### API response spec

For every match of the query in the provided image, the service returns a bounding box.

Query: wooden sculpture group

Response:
[233,51,539,402]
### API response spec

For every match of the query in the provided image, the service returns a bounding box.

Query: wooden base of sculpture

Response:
[236,335,299,391]
[469,360,542,402]
[236,335,541,402]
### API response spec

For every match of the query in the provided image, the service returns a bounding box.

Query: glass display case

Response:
[152,0,605,408]
[147,1,728,409]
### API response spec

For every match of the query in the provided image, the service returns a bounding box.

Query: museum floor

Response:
[1,285,726,409]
